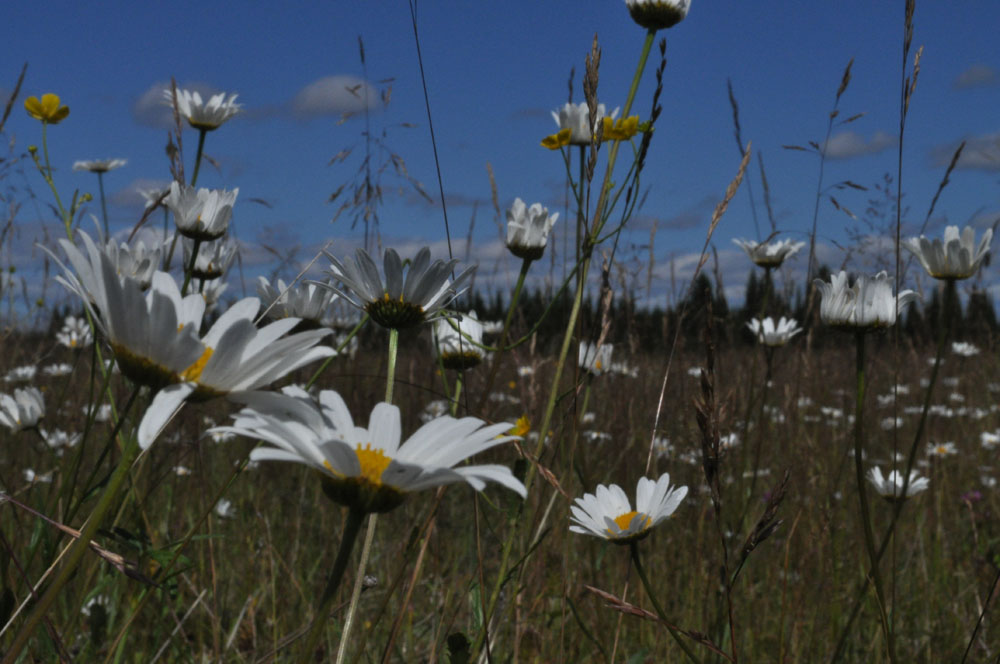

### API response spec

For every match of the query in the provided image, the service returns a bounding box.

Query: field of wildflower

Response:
[2,1,1000,662]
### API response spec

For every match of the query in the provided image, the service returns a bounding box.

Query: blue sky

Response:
[3,0,1000,308]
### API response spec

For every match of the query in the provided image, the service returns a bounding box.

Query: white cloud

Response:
[931,133,1000,172]
[291,75,381,119]
[821,130,896,160]
[953,64,999,90]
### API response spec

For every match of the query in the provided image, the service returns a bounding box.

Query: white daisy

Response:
[904,225,992,281]
[506,198,558,261]
[0,388,45,431]
[321,246,475,330]
[570,473,687,543]
[4,366,37,383]
[814,271,917,329]
[746,316,802,347]
[73,159,126,174]
[164,88,242,131]
[164,182,238,241]
[56,315,93,349]
[211,387,526,513]
[579,341,613,376]
[733,238,804,269]
[551,101,618,146]
[625,0,691,30]
[257,276,340,329]
[434,311,485,370]
[867,467,929,501]
[184,237,238,280]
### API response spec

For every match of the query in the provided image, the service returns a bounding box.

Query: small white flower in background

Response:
[23,468,53,484]
[719,432,740,450]
[73,158,126,174]
[481,320,504,336]
[420,399,450,423]
[926,441,957,457]
[687,366,703,378]
[99,231,164,291]
[625,0,691,30]
[214,498,236,519]
[583,430,612,444]
[138,185,170,209]
[200,279,229,312]
[164,182,239,241]
[183,237,238,280]
[867,467,929,501]
[746,316,802,347]
[551,101,618,146]
[57,315,93,349]
[517,365,535,377]
[951,341,980,357]
[579,341,613,376]
[942,376,960,388]
[981,430,1000,449]
[652,436,673,458]
[733,237,804,269]
[880,417,905,431]
[506,198,559,261]
[570,473,687,543]
[814,270,917,329]
[949,392,965,403]
[41,428,81,452]
[903,225,992,281]
[983,475,998,489]
[43,363,73,377]
[610,362,639,378]
[581,411,596,425]
[0,388,45,431]
[173,465,192,476]
[257,276,340,329]
[797,396,814,408]
[164,88,242,131]
[84,403,113,423]
[80,594,109,617]
[321,246,475,330]
[5,366,37,383]
[434,311,485,370]
[212,387,526,513]
[207,429,237,444]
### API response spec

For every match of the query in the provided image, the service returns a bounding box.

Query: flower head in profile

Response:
[434,311,485,370]
[56,315,93,349]
[25,94,70,124]
[579,341,613,376]
[733,237,805,269]
[867,467,928,502]
[952,341,980,358]
[903,225,992,281]
[506,198,559,260]
[99,231,163,290]
[184,237,238,280]
[73,159,126,174]
[164,88,242,131]
[322,247,475,330]
[570,473,687,543]
[625,0,691,31]
[814,271,917,329]
[212,387,526,513]
[0,387,45,431]
[257,276,340,330]
[746,316,802,347]
[164,182,238,241]
[547,102,619,147]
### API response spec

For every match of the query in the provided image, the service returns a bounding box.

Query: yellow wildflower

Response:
[509,415,531,438]
[541,128,571,150]
[24,94,70,124]
[601,116,640,141]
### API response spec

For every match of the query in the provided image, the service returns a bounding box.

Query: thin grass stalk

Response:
[97,171,109,238]
[476,257,532,413]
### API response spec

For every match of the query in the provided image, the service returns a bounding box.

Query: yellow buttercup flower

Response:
[602,116,640,141]
[509,415,531,438]
[24,94,70,124]
[541,128,572,150]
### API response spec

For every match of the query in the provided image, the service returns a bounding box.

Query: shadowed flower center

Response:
[364,295,426,330]
[611,510,650,534]
[182,347,215,382]
[355,443,392,485]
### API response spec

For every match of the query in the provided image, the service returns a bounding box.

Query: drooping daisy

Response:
[625,0,691,31]
[434,311,485,370]
[164,88,242,131]
[56,315,93,349]
[733,238,805,269]
[73,159,127,174]
[867,467,929,501]
[506,198,559,261]
[903,225,992,281]
[321,246,475,330]
[814,271,917,329]
[746,316,802,347]
[164,182,239,241]
[211,387,526,513]
[257,276,340,329]
[0,388,45,431]
[570,473,687,543]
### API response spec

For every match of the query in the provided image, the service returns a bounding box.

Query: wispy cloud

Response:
[930,133,1000,172]
[821,130,896,159]
[290,75,381,120]
[953,63,999,90]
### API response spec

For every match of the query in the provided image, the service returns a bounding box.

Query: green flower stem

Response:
[97,171,109,238]
[450,374,463,417]
[296,507,366,663]
[578,375,593,425]
[853,331,896,663]
[2,387,141,664]
[180,238,202,296]
[190,128,208,188]
[385,327,399,403]
[630,543,700,663]
[37,123,72,239]
[477,257,532,412]
[576,145,586,286]
[474,32,657,658]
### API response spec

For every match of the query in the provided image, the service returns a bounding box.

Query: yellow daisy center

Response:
[182,347,214,381]
[610,511,650,535]
[355,443,392,486]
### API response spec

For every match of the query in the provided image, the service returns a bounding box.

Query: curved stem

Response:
[853,331,896,663]
[2,387,141,664]
[190,128,208,188]
[630,543,700,663]
[298,508,366,663]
